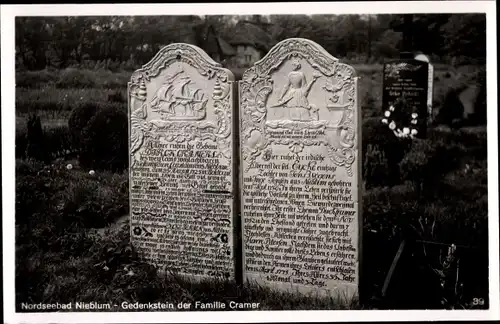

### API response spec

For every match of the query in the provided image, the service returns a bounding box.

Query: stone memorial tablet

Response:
[128,43,237,280]
[240,38,361,299]
[382,59,429,135]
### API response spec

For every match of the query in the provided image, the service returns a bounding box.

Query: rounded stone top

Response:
[414,53,430,63]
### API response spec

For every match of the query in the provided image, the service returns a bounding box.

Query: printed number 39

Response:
[472,298,485,306]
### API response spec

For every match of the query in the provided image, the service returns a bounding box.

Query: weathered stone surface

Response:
[239,38,361,298]
[128,43,237,280]
[427,63,434,120]
[415,54,435,122]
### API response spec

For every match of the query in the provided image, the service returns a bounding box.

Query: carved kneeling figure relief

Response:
[270,59,321,121]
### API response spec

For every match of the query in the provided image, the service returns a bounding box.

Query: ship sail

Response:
[150,84,173,112]
[181,81,190,97]
[150,70,207,120]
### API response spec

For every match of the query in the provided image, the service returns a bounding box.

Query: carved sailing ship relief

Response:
[128,44,234,165]
[150,66,208,121]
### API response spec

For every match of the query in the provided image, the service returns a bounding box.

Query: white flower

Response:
[384,111,391,117]
[66,164,73,170]
[411,129,418,135]
[126,270,135,276]
[103,265,109,271]
[389,121,396,130]
[89,170,95,176]
[389,105,395,111]
[403,127,410,135]
[411,119,418,124]
[381,118,388,124]
[411,113,418,119]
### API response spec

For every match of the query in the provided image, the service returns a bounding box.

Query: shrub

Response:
[16,128,28,159]
[107,89,127,103]
[44,126,78,159]
[435,88,464,128]
[25,114,49,162]
[80,106,129,172]
[362,117,411,186]
[363,144,390,189]
[361,92,377,118]
[398,139,434,191]
[68,102,100,147]
[357,71,383,117]
[362,117,402,151]
[427,127,487,160]
[17,115,78,161]
[472,67,486,125]
[399,139,462,195]
[56,68,96,89]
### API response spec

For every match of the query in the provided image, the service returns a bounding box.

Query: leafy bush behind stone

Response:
[68,102,100,149]
[79,105,129,172]
[16,119,78,161]
[56,68,98,89]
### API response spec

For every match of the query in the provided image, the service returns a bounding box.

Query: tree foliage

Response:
[15,14,486,70]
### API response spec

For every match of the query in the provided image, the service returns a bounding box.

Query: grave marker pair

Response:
[128,39,361,299]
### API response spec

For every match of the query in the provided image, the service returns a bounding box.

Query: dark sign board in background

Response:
[382,59,429,137]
